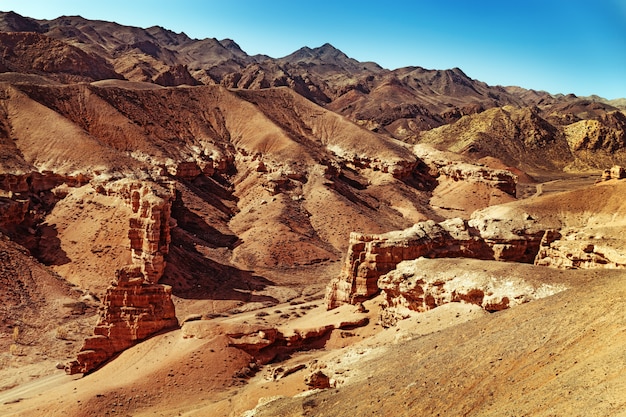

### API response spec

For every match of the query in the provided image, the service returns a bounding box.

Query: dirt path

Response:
[0,373,78,406]
[519,174,600,201]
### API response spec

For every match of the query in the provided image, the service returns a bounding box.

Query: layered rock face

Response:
[437,163,517,196]
[413,145,518,197]
[325,216,544,309]
[67,179,179,374]
[0,172,89,194]
[66,266,177,374]
[98,179,175,283]
[0,172,90,251]
[535,229,626,269]
[378,258,567,326]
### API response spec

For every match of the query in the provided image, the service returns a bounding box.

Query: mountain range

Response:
[1,10,626,417]
[0,10,624,170]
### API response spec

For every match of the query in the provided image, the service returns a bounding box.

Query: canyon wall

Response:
[326,176,626,312]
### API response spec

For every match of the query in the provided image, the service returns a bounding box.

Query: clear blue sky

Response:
[2,0,625,99]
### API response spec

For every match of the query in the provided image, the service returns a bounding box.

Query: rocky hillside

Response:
[0,10,624,170]
[419,104,626,172]
[0,74,470,374]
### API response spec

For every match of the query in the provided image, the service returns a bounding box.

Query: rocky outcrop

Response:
[67,179,178,374]
[564,112,626,153]
[227,316,369,365]
[534,229,626,269]
[611,165,626,179]
[153,64,201,87]
[414,145,518,196]
[98,179,175,283]
[438,163,517,196]
[0,196,28,227]
[228,325,335,365]
[0,171,90,229]
[325,214,544,309]
[66,266,178,374]
[600,165,626,181]
[167,161,202,179]
[378,258,567,327]
[305,370,332,389]
[0,171,90,194]
[0,171,90,251]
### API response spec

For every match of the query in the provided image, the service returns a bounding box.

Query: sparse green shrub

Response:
[55,326,70,340]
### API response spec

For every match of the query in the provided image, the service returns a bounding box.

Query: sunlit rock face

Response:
[325,215,545,310]
[66,266,178,374]
[377,258,567,327]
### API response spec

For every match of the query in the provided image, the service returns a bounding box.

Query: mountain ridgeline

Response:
[0,11,624,173]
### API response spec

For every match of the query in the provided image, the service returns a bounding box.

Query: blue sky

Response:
[2,0,625,99]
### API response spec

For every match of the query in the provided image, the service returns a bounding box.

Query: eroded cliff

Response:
[325,214,543,309]
[326,179,626,312]
[67,179,179,374]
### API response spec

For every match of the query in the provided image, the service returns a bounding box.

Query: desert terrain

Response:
[1,10,626,417]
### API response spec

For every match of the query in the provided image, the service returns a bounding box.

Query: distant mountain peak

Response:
[317,42,338,50]
[0,10,43,32]
[280,42,366,73]
[219,38,244,53]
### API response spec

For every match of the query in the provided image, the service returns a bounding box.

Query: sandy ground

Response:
[0,287,489,416]
[247,266,626,417]
[4,252,625,417]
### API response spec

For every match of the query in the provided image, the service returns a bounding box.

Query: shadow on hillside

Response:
[32,224,71,266]
[171,198,239,249]
[182,175,238,216]
[162,228,277,304]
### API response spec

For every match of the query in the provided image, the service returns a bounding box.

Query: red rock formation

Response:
[227,325,335,365]
[377,258,567,327]
[0,171,91,252]
[438,163,517,196]
[101,179,175,283]
[227,316,369,365]
[66,266,178,374]
[0,196,28,227]
[305,370,332,389]
[67,179,179,374]
[534,229,626,269]
[0,171,90,194]
[325,217,544,309]
[414,146,518,196]
[168,161,202,179]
